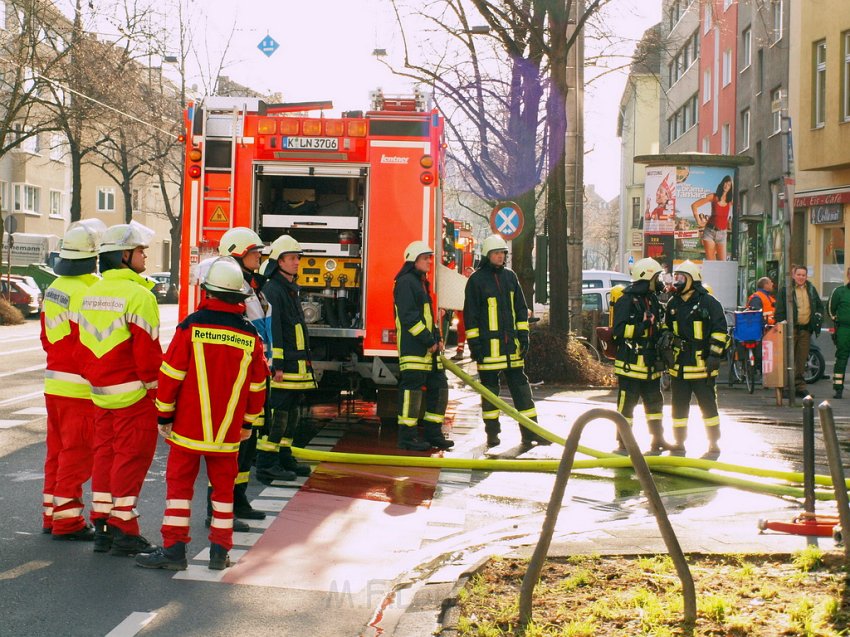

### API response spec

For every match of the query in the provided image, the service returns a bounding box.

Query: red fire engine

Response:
[178,89,448,407]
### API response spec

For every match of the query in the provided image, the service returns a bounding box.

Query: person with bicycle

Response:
[828,267,850,399]
[664,261,728,459]
[775,265,823,398]
[747,277,776,325]
[611,258,671,455]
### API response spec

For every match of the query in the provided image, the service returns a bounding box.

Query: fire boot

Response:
[701,425,721,460]
[135,542,188,571]
[52,524,95,542]
[209,543,231,570]
[233,482,266,520]
[484,421,501,448]
[279,446,312,477]
[669,427,688,457]
[110,528,155,557]
[397,424,431,451]
[423,422,454,450]
[612,433,628,456]
[646,421,673,456]
[93,519,113,553]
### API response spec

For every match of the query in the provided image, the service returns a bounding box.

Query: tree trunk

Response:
[69,141,82,223]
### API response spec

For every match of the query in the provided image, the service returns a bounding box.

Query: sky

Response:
[174,0,662,201]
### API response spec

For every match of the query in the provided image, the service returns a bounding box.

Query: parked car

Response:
[1,275,42,317]
[582,269,630,290]
[149,272,173,303]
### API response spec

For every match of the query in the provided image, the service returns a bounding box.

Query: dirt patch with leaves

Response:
[454,548,850,636]
[526,324,615,387]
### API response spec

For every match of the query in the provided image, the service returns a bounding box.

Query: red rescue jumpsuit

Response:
[155,298,268,550]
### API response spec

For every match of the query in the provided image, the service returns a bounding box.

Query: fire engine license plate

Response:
[282,136,339,151]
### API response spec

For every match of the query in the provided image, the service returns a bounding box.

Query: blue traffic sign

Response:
[489,202,524,240]
[257,35,279,58]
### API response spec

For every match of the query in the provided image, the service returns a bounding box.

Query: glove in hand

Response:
[518,334,530,358]
[705,356,721,374]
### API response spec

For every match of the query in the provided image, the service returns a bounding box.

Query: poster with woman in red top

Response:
[687,172,734,261]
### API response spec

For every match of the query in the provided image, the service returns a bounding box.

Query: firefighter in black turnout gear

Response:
[664,260,728,459]
[255,235,317,485]
[463,234,547,449]
[393,241,454,451]
[612,257,672,455]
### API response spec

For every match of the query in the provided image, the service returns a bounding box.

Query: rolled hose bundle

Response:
[291,356,843,501]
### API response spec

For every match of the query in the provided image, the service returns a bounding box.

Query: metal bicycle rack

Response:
[517,408,696,627]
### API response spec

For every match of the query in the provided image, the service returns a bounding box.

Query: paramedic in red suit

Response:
[692,175,734,261]
[136,257,269,571]
[77,222,161,557]
[40,221,102,539]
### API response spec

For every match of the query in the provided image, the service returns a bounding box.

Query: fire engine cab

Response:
[179,89,452,406]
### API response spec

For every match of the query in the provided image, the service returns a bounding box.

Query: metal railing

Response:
[518,407,696,627]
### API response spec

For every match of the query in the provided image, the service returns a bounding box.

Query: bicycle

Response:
[727,309,763,394]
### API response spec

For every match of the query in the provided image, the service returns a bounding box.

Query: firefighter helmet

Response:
[219,227,263,258]
[201,257,249,299]
[674,260,702,282]
[59,221,104,260]
[482,234,508,256]
[631,257,662,282]
[267,234,303,261]
[404,240,433,262]
[98,221,155,253]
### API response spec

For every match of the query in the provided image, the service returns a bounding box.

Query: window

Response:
[814,40,827,127]
[703,69,711,103]
[97,187,115,212]
[721,123,731,154]
[771,0,783,44]
[702,136,710,153]
[132,188,140,212]
[13,184,40,213]
[740,108,750,150]
[669,0,682,30]
[741,27,752,69]
[755,142,762,185]
[666,94,699,144]
[703,2,712,34]
[844,31,850,121]
[771,87,782,133]
[49,190,62,217]
[724,0,732,8]
[770,180,782,223]
[722,49,732,86]
[740,190,749,218]
[0,181,6,211]
[162,240,171,272]
[49,133,64,161]
[20,131,38,154]
[757,49,764,93]
[631,196,641,228]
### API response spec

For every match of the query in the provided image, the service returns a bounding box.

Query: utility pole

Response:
[780,94,796,406]
[565,0,585,333]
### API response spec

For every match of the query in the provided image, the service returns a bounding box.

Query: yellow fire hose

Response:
[289,355,844,501]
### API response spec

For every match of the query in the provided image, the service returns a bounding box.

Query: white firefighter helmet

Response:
[404,240,433,262]
[59,221,104,260]
[219,227,263,258]
[482,234,509,256]
[631,257,662,282]
[98,221,155,254]
[674,260,702,283]
[201,257,249,298]
[267,234,303,261]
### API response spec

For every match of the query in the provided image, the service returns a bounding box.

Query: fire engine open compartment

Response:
[255,164,369,343]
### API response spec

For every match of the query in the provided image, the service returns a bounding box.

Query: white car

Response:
[582,269,630,290]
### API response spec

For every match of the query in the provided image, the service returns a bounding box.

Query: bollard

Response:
[517,408,696,628]
[802,396,816,514]
[817,402,850,564]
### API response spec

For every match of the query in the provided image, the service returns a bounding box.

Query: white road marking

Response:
[4,346,44,356]
[13,407,47,416]
[0,364,44,379]
[0,420,27,429]
[0,391,42,407]
[104,612,157,637]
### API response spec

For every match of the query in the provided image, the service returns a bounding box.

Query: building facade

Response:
[660,0,701,153]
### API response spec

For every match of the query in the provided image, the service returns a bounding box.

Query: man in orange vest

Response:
[747,277,776,325]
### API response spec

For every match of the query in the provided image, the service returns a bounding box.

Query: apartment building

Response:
[789,0,850,299]
[660,0,701,152]
[697,0,738,155]
[618,24,662,270]
[735,0,793,292]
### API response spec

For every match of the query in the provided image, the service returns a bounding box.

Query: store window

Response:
[822,224,845,300]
